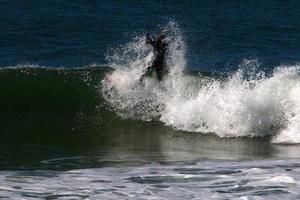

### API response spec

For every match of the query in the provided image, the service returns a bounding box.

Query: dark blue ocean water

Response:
[1,0,300,71]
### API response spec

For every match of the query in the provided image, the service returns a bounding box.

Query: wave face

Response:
[102,22,300,144]
[1,65,300,145]
[0,66,112,145]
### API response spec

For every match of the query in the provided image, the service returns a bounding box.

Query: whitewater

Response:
[102,22,300,144]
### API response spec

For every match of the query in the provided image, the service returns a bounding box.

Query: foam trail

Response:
[102,22,300,144]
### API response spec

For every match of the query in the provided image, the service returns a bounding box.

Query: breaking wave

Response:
[102,22,300,144]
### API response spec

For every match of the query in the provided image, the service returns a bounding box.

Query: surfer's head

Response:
[157,27,167,41]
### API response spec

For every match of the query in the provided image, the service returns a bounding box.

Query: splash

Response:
[162,62,300,144]
[102,22,300,144]
[102,22,186,120]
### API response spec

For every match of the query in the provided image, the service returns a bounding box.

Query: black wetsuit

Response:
[142,33,168,81]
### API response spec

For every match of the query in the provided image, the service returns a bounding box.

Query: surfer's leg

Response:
[139,66,152,82]
[154,60,168,81]
[155,66,163,81]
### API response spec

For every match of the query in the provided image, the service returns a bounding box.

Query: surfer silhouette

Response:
[140,32,168,82]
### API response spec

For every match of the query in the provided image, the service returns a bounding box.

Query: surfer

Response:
[140,31,169,82]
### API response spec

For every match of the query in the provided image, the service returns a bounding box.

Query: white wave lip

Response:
[102,21,300,144]
[162,65,300,144]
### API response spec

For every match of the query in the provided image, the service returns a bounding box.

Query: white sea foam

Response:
[102,22,300,144]
[1,159,300,200]
[269,175,296,184]
[162,64,300,144]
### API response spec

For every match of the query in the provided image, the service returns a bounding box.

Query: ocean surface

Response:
[1,1,300,199]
